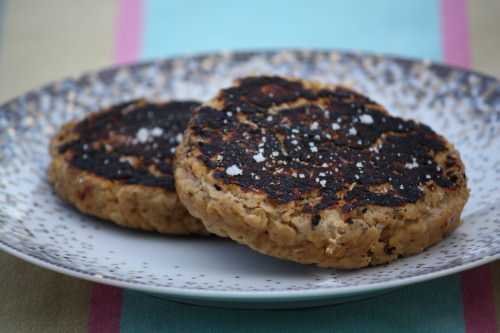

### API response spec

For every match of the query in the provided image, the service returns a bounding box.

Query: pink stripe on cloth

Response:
[114,0,144,64]
[88,284,123,333]
[441,1,498,331]
[88,1,143,332]
[442,3,498,331]
[440,0,471,67]
[461,266,498,333]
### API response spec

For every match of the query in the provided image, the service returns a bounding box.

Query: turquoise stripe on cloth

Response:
[121,0,466,331]
[121,277,464,333]
[143,0,441,60]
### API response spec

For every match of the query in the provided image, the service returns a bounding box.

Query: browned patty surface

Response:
[175,76,468,267]
[49,99,207,235]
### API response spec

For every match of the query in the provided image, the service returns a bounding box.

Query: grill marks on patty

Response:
[188,76,464,214]
[57,100,200,191]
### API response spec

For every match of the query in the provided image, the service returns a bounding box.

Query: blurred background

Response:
[0,0,499,104]
[1,1,499,332]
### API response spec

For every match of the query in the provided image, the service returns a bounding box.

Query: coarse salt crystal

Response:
[252,152,266,163]
[348,127,357,136]
[404,158,419,170]
[136,128,149,143]
[151,127,163,137]
[226,165,243,176]
[359,114,374,124]
[331,123,341,130]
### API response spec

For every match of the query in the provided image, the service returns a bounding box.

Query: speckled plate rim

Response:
[2,47,500,108]
[1,48,500,303]
[0,239,498,302]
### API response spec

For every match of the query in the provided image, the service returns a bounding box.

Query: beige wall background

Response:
[468,0,500,78]
[0,0,116,103]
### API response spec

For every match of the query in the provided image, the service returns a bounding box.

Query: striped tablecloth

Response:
[0,1,499,332]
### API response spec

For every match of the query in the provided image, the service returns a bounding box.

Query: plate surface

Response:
[1,50,499,308]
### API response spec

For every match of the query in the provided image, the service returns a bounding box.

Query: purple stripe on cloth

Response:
[88,284,123,333]
[114,0,144,65]
[461,266,498,333]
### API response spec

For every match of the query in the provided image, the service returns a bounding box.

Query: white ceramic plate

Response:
[1,50,499,308]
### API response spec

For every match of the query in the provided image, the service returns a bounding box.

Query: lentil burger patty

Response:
[175,76,468,268]
[49,99,207,235]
